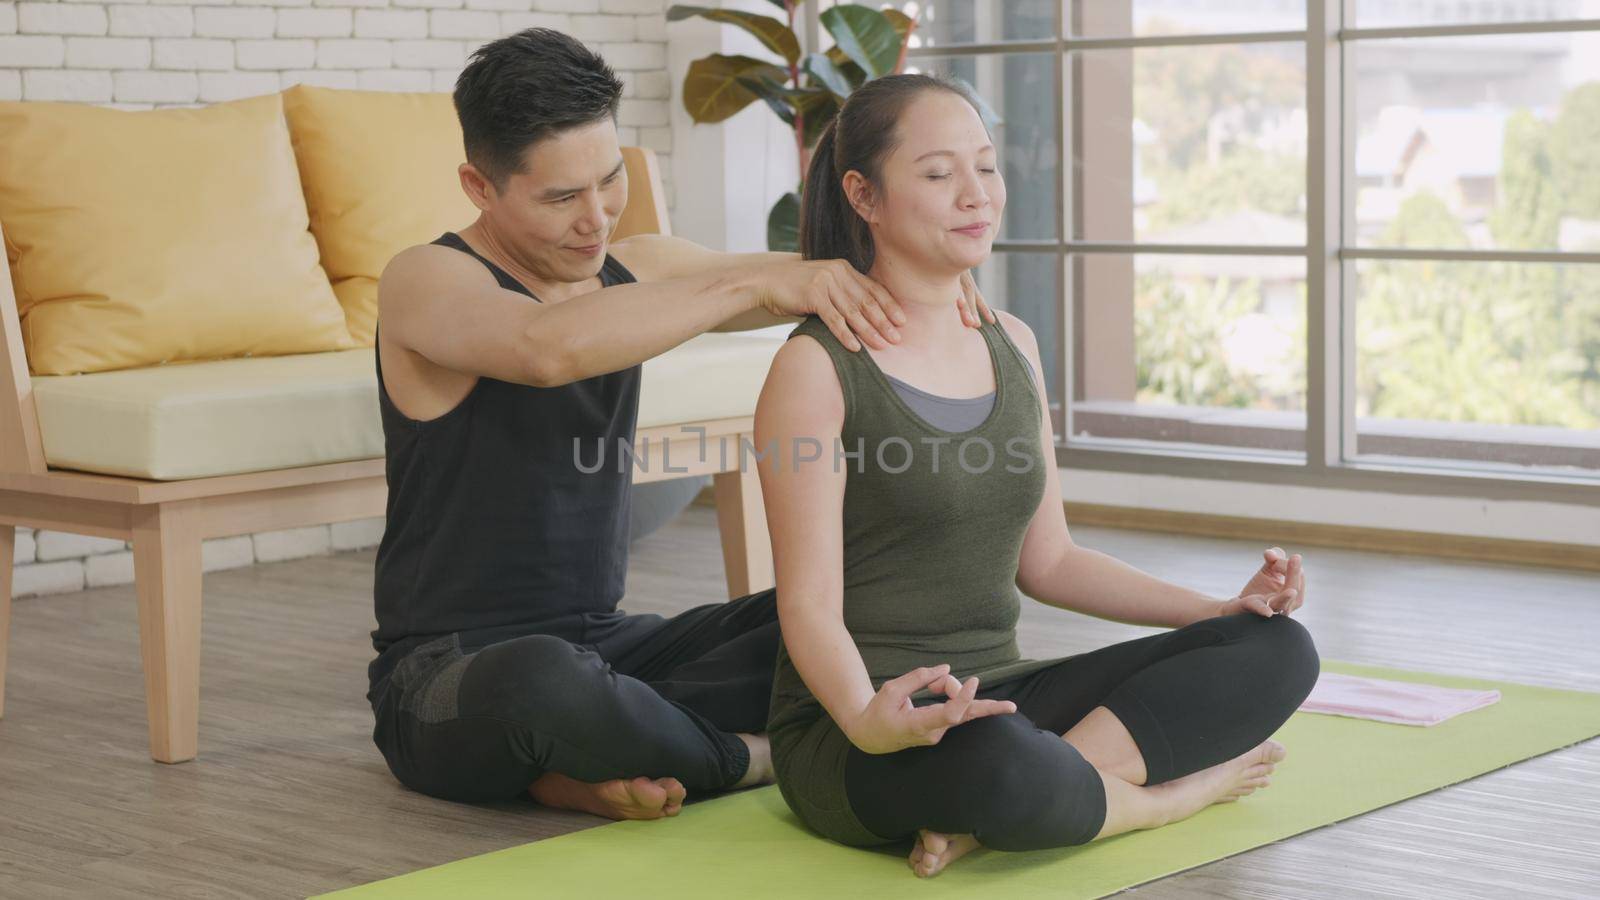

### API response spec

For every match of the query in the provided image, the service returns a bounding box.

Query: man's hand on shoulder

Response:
[607,235,905,347]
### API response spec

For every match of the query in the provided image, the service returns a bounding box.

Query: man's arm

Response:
[611,234,803,333]
[379,241,765,388]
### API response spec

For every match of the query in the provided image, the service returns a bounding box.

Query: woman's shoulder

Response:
[772,316,848,385]
[759,319,851,435]
[786,313,837,345]
[989,308,1038,355]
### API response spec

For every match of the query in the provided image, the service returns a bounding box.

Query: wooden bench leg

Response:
[0,525,12,720]
[132,504,202,764]
[712,463,774,599]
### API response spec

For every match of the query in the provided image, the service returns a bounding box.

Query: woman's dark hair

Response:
[454,28,624,192]
[800,74,988,274]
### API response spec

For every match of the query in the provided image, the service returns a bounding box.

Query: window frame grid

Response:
[895,2,1600,506]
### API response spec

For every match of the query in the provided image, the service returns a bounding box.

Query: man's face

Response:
[471,118,629,283]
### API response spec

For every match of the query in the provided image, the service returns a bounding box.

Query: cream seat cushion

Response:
[33,331,788,481]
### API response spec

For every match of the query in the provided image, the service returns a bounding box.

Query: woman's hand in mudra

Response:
[1217,547,1306,619]
[844,664,1018,755]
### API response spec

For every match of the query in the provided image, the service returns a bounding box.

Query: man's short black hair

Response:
[454,28,624,192]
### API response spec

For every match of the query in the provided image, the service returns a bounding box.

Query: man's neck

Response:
[459,220,599,304]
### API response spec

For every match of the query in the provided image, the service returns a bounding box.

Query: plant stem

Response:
[787,0,806,177]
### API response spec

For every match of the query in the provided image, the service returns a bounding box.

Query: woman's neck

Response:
[867,254,972,350]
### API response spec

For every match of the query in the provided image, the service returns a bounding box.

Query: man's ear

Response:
[459,163,495,212]
[841,170,877,225]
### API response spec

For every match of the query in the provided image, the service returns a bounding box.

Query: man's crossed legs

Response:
[372,588,780,819]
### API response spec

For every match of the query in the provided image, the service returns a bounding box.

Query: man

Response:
[367,27,995,821]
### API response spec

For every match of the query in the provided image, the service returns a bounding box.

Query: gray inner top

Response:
[884,361,1038,433]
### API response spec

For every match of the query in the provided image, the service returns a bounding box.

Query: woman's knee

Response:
[948,716,1107,850]
[1215,612,1320,697]
[1260,614,1321,700]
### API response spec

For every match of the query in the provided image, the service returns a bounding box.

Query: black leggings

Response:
[371,589,780,803]
[841,612,1321,851]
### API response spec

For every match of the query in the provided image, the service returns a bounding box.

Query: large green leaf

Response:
[881,7,916,40]
[666,5,801,65]
[768,191,801,252]
[682,54,792,123]
[795,91,839,148]
[735,72,797,126]
[819,5,901,79]
[881,7,918,73]
[801,52,853,99]
[824,45,869,88]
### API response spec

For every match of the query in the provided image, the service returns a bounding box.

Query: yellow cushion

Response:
[0,93,356,376]
[282,84,480,346]
[33,331,787,481]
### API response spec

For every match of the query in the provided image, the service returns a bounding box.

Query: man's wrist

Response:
[717,262,759,312]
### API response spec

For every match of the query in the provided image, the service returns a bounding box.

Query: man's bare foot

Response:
[732,733,775,789]
[527,772,687,820]
[1151,739,1286,826]
[908,829,981,878]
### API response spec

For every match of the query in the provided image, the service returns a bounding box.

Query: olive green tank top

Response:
[765,313,1074,846]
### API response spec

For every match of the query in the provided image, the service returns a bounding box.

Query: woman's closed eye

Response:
[925,169,997,180]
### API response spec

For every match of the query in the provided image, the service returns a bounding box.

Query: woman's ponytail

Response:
[799,117,873,274]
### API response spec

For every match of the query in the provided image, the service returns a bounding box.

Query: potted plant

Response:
[667,1,997,250]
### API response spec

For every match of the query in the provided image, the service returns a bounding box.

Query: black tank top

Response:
[367,232,642,697]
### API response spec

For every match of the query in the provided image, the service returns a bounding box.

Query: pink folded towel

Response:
[1297,671,1501,726]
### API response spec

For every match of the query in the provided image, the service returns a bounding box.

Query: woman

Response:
[753,73,1322,878]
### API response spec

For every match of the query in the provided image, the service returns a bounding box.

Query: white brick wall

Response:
[2,0,678,599]
[7,520,387,598]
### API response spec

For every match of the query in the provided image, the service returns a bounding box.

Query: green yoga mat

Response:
[320,660,1600,899]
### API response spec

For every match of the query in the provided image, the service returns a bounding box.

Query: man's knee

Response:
[457,634,612,722]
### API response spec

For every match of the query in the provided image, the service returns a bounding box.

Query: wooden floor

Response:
[2,506,1597,898]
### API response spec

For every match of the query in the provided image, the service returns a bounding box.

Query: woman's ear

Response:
[842,170,877,224]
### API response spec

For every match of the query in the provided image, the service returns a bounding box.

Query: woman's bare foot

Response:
[1150,739,1286,826]
[908,829,982,878]
[732,733,774,788]
[527,772,687,820]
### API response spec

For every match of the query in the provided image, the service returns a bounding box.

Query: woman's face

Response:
[851,90,1005,278]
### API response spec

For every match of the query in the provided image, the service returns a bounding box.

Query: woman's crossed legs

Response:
[842,612,1320,876]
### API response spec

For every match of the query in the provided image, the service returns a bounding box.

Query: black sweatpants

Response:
[841,612,1321,850]
[371,588,780,803]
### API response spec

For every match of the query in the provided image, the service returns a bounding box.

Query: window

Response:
[873,0,1600,498]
